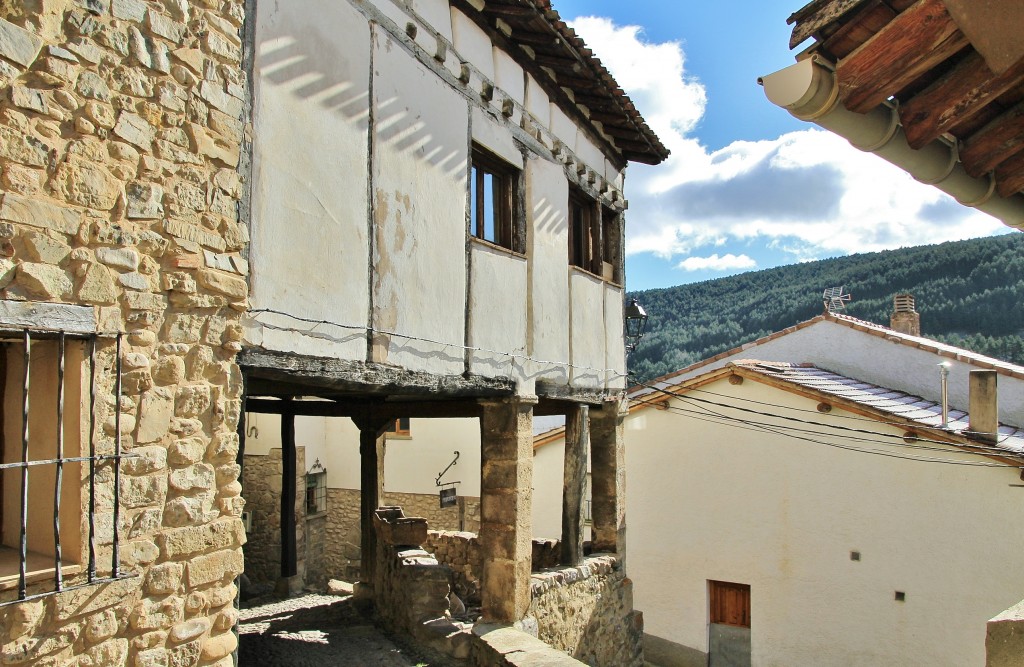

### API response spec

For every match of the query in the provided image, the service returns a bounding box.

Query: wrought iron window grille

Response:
[0,330,136,607]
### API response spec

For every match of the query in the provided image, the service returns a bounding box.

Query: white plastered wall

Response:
[246,0,371,360]
[248,0,631,392]
[371,29,468,376]
[626,376,1024,666]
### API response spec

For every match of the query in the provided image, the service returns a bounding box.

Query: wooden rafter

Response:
[995,150,1024,198]
[960,101,1024,178]
[837,0,968,114]
[900,52,1024,149]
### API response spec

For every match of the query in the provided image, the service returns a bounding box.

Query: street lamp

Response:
[624,298,648,353]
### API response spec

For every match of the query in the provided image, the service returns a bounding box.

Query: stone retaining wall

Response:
[0,1,248,665]
[529,555,644,667]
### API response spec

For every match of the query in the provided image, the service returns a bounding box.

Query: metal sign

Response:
[439,487,457,508]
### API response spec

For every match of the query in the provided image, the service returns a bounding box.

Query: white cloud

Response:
[677,253,756,272]
[567,18,1009,268]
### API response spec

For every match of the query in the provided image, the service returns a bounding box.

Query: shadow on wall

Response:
[257,12,467,181]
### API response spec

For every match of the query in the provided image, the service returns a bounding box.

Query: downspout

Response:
[758,56,1024,229]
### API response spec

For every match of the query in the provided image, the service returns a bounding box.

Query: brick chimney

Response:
[890,293,921,336]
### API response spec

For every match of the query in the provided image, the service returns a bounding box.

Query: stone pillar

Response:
[590,398,627,560]
[479,396,536,623]
[352,416,391,597]
[561,403,588,565]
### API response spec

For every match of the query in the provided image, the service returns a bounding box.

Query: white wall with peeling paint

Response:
[246,0,371,361]
[246,0,632,395]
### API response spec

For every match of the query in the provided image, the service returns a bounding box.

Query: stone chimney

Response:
[969,370,998,444]
[890,293,921,336]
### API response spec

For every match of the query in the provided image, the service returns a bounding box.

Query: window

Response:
[470,144,521,252]
[709,580,751,628]
[385,418,410,438]
[305,460,326,515]
[0,327,128,606]
[569,187,622,283]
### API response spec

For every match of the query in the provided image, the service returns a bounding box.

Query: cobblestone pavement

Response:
[238,593,440,666]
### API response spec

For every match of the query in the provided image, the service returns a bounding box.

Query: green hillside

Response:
[627,232,1024,382]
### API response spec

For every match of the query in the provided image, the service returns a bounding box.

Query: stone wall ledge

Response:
[472,623,588,667]
[529,554,619,596]
[987,598,1024,666]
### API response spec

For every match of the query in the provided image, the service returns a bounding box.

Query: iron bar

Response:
[53,333,64,591]
[18,330,29,600]
[0,453,136,470]
[88,337,96,582]
[112,333,122,577]
[0,572,137,608]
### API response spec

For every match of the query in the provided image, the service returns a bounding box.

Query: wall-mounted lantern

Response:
[625,298,649,353]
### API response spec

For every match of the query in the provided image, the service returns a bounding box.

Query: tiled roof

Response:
[630,312,1024,401]
[457,0,669,165]
[733,360,1024,458]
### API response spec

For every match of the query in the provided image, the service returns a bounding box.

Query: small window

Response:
[305,460,326,515]
[569,188,622,283]
[470,145,520,252]
[385,418,410,437]
[0,327,129,607]
[709,580,751,628]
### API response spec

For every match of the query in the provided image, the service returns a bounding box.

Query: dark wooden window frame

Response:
[569,186,623,284]
[471,145,521,253]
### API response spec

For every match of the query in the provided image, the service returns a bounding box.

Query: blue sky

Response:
[551,1,1011,292]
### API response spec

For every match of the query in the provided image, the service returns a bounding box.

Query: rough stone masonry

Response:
[0,0,248,665]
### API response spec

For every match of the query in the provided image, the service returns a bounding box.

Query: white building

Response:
[238,0,666,653]
[539,304,1024,666]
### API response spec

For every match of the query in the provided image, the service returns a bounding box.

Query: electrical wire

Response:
[634,379,1024,468]
[249,307,630,380]
[648,382,998,440]
[634,377,1017,453]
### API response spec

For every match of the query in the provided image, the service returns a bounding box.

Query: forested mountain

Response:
[627,233,1024,382]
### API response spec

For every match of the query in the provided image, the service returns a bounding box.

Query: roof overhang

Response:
[761,0,1024,229]
[453,0,669,167]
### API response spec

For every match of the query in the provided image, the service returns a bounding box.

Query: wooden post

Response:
[561,404,588,566]
[352,415,393,595]
[280,406,297,579]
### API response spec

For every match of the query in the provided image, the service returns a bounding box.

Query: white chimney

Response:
[969,370,998,444]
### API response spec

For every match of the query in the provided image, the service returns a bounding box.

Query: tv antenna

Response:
[822,286,851,313]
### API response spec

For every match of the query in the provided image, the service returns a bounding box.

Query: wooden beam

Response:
[245,397,476,418]
[960,100,1024,177]
[789,0,873,49]
[900,51,1024,149]
[560,404,588,566]
[837,0,969,114]
[239,348,515,399]
[819,1,895,61]
[994,150,1024,198]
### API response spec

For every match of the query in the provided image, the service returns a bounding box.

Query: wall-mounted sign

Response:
[439,486,457,508]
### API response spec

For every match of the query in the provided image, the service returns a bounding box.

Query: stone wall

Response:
[240,447,305,591]
[529,555,644,667]
[384,490,480,533]
[325,487,362,582]
[425,531,562,606]
[987,599,1024,667]
[0,0,248,664]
